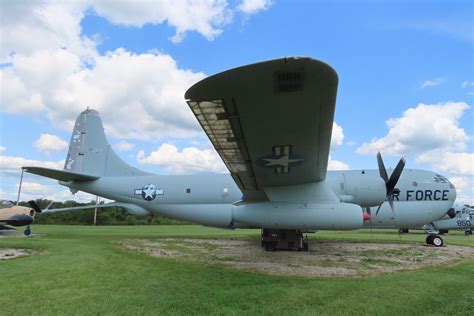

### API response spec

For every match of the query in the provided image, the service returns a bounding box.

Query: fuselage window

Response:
[186,188,191,194]
[223,187,228,193]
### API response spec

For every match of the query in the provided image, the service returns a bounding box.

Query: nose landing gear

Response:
[24,225,31,236]
[423,223,443,247]
[426,234,443,247]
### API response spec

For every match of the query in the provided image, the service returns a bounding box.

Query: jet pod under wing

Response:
[185,57,338,200]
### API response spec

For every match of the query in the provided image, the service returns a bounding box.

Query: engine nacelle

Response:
[343,173,386,207]
[232,202,363,230]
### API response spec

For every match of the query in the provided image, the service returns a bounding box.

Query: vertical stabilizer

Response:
[64,109,148,177]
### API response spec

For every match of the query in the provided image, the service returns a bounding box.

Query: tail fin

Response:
[64,109,148,177]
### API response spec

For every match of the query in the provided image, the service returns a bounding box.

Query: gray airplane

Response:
[417,204,473,239]
[22,57,456,250]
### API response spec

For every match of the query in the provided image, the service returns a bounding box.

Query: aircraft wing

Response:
[44,202,125,213]
[185,57,338,200]
[43,202,149,216]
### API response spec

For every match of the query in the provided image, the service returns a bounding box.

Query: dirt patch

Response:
[0,248,30,260]
[119,238,474,277]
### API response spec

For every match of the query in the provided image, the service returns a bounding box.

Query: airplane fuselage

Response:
[63,168,455,230]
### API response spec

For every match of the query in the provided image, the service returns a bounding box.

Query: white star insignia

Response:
[263,154,303,167]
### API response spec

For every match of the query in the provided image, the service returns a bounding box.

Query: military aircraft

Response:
[0,200,42,236]
[365,203,473,246]
[434,204,473,236]
[22,57,456,250]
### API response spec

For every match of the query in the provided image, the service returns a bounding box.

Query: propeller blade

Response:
[388,197,395,216]
[376,152,389,183]
[386,157,406,193]
[28,200,42,213]
[375,203,383,216]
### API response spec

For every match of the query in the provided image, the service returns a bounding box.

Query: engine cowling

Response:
[343,173,386,207]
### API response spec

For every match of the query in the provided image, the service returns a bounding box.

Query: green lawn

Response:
[1,225,473,315]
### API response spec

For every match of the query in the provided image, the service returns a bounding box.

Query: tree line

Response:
[18,199,189,225]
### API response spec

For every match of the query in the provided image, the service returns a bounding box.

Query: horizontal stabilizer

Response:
[22,167,99,182]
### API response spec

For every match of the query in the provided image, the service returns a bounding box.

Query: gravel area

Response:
[120,238,474,277]
[0,248,29,260]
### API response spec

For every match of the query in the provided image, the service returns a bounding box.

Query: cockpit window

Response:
[0,200,14,209]
[433,175,447,184]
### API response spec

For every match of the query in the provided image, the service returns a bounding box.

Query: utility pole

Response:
[93,196,99,226]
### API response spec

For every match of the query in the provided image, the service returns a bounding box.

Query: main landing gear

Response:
[24,225,31,236]
[261,229,309,251]
[465,229,473,236]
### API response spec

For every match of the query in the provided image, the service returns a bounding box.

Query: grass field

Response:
[1,225,473,315]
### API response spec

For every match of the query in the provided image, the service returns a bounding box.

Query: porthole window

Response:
[186,188,191,193]
[412,181,418,187]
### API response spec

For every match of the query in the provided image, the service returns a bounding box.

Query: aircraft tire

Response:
[426,235,434,245]
[24,229,31,236]
[265,243,276,251]
[432,235,443,247]
[465,230,472,236]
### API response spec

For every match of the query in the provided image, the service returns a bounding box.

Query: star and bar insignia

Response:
[256,145,303,174]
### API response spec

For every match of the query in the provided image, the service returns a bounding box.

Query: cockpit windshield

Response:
[0,200,14,209]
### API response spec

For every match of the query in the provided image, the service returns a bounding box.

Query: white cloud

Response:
[0,1,246,61]
[237,0,272,14]
[328,155,349,171]
[0,1,95,62]
[330,122,344,150]
[461,81,474,88]
[357,102,470,156]
[0,1,273,141]
[357,101,472,176]
[418,152,474,175]
[34,133,68,154]
[16,182,53,195]
[449,176,474,205]
[137,143,227,174]
[93,0,232,43]
[2,49,206,139]
[420,78,443,88]
[0,146,5,153]
[113,141,135,152]
[0,155,64,176]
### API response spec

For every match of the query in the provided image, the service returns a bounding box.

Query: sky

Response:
[0,0,473,204]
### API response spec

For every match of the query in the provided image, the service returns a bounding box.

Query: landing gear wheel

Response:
[426,235,434,245]
[24,227,31,236]
[265,244,275,251]
[465,229,472,236]
[303,243,308,252]
[432,235,443,247]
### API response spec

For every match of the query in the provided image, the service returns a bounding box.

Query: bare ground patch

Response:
[0,248,30,260]
[119,238,474,277]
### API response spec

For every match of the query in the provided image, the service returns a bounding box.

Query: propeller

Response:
[28,200,42,213]
[375,152,406,216]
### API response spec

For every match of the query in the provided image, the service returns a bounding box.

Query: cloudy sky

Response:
[0,0,472,204]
